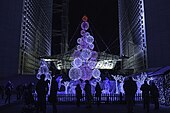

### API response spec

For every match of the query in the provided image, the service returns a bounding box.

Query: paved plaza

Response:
[0,99,169,113]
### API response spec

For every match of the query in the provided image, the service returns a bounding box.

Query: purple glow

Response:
[88,60,97,69]
[77,45,82,50]
[77,38,82,44]
[80,66,92,81]
[89,43,94,49]
[92,68,101,78]
[69,16,101,81]
[73,57,82,68]
[81,48,92,60]
[80,41,88,48]
[72,50,81,58]
[85,32,90,37]
[69,67,82,81]
[85,36,94,44]
[81,22,89,30]
[80,30,86,36]
[36,59,51,81]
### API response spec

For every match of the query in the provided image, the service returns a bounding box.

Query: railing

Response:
[56,93,142,104]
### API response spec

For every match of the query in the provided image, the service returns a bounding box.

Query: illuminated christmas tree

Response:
[69,16,101,81]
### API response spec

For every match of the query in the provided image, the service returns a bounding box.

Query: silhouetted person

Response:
[140,81,150,113]
[150,82,159,110]
[36,74,48,113]
[49,75,58,113]
[119,92,123,104]
[123,77,137,113]
[84,80,92,108]
[75,84,82,107]
[95,82,102,106]
[0,85,5,99]
[5,81,13,104]
[23,83,35,106]
[16,84,23,100]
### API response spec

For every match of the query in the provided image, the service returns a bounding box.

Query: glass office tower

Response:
[118,0,147,73]
[19,0,53,75]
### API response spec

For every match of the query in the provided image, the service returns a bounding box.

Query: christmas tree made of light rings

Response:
[69,16,101,81]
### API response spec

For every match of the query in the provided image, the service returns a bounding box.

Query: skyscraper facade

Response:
[118,0,147,73]
[0,0,53,78]
[19,0,53,75]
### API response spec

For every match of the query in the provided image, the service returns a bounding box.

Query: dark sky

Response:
[144,0,170,67]
[52,0,119,55]
[68,0,119,54]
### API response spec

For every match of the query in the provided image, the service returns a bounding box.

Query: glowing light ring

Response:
[92,69,101,78]
[82,36,87,42]
[88,61,97,69]
[82,16,88,21]
[81,48,92,60]
[73,57,82,68]
[91,51,98,59]
[80,41,88,49]
[81,22,89,30]
[77,38,82,44]
[77,45,82,50]
[86,36,94,44]
[81,30,86,36]
[85,32,90,37]
[69,67,82,81]
[89,43,94,50]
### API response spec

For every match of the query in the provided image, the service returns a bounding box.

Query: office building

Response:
[118,0,148,73]
[0,0,53,78]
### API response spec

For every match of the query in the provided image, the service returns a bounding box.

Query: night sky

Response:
[68,0,119,54]
[52,0,119,55]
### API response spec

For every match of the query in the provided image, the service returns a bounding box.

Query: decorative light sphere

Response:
[92,68,101,78]
[80,67,92,81]
[77,38,82,44]
[89,43,94,50]
[91,51,98,59]
[85,32,90,37]
[88,60,97,69]
[80,40,88,48]
[86,36,94,44]
[81,22,89,30]
[82,16,88,21]
[69,67,82,81]
[80,30,86,36]
[81,48,92,60]
[77,45,82,50]
[73,57,82,68]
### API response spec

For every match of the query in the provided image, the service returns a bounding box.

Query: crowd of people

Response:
[0,74,160,113]
[123,77,159,113]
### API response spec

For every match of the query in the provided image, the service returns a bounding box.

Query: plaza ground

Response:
[0,98,169,113]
